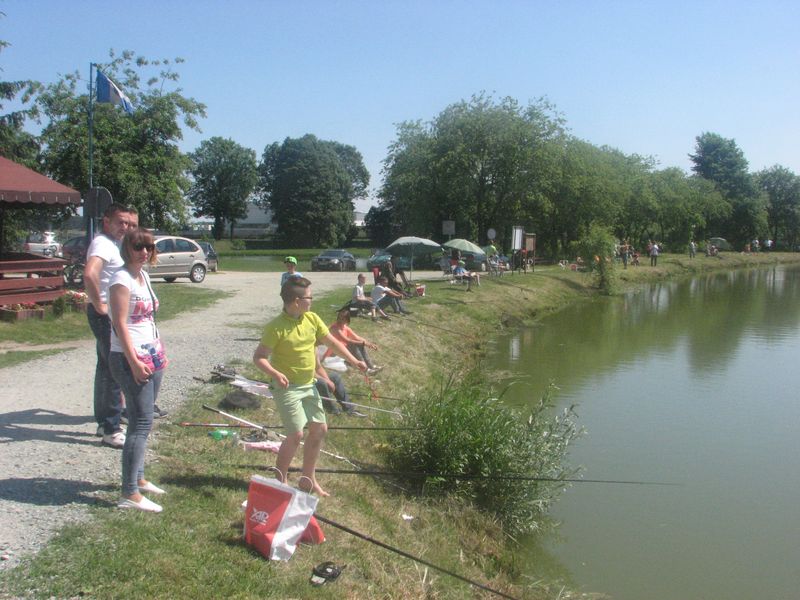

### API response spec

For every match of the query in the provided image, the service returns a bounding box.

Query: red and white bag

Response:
[244,475,325,561]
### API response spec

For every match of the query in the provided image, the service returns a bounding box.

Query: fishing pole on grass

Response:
[347,391,410,402]
[288,467,679,486]
[180,421,419,431]
[313,513,520,600]
[201,404,354,463]
[317,394,404,417]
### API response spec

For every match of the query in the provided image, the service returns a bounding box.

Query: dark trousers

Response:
[315,372,355,414]
[87,304,123,434]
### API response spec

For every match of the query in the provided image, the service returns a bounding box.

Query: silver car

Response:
[149,236,208,283]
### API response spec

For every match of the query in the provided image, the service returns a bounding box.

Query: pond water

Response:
[488,266,800,600]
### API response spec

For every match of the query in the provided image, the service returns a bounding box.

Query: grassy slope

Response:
[3,252,798,600]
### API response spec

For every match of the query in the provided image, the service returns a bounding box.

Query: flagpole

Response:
[88,62,94,190]
[87,62,95,241]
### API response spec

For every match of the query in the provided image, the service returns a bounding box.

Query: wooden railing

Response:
[0,253,66,306]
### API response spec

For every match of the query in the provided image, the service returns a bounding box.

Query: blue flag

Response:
[96,70,134,115]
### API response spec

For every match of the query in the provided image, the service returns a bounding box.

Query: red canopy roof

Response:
[0,157,82,206]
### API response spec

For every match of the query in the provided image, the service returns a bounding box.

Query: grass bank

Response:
[3,252,799,599]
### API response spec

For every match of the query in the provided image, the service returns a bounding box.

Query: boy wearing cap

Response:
[253,277,367,497]
[281,256,303,287]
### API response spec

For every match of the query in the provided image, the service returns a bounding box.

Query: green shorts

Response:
[271,382,326,434]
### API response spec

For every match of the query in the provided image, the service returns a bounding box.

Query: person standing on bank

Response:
[109,228,168,513]
[84,203,134,448]
[280,256,303,287]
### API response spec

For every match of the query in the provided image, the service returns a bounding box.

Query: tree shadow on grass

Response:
[0,477,117,507]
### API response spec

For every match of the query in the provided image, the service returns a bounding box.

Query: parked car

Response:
[366,249,392,270]
[147,235,208,283]
[23,231,62,257]
[310,249,356,271]
[196,241,218,272]
[61,235,89,263]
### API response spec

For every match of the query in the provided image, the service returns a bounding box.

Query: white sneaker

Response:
[102,431,125,449]
[118,496,162,513]
[139,481,166,495]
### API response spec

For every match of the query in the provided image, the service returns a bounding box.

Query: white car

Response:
[23,231,62,257]
[148,236,208,283]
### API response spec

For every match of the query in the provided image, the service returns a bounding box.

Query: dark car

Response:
[310,249,356,271]
[61,235,89,262]
[196,241,218,272]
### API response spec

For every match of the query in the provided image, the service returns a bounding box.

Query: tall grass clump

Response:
[575,223,619,294]
[387,375,582,535]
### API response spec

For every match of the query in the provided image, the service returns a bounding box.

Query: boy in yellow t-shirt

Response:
[253,277,366,496]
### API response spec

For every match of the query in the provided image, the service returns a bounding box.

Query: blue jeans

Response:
[377,295,407,314]
[315,371,355,414]
[110,352,163,496]
[87,304,123,434]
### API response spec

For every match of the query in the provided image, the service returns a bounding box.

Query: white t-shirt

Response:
[371,284,390,303]
[109,269,160,354]
[86,233,124,304]
[352,283,367,301]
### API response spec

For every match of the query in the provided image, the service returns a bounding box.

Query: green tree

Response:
[257,134,368,247]
[36,50,206,229]
[0,32,41,166]
[188,137,258,240]
[574,222,618,294]
[757,165,800,248]
[689,132,764,246]
[381,94,565,247]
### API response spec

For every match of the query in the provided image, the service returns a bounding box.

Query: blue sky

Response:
[4,0,799,211]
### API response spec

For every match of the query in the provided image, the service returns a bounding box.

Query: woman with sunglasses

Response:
[108,228,168,513]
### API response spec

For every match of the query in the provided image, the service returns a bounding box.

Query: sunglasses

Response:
[133,243,155,252]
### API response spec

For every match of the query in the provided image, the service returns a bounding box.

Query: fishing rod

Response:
[400,316,467,336]
[179,421,419,432]
[347,391,409,402]
[288,467,678,486]
[317,393,404,417]
[201,404,355,463]
[314,514,519,600]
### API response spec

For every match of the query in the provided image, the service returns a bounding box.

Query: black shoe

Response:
[153,405,168,418]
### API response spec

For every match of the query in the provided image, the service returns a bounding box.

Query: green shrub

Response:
[230,239,246,251]
[51,294,67,318]
[387,374,582,535]
[575,223,619,294]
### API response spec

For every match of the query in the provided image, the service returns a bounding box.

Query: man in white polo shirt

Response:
[85,203,135,448]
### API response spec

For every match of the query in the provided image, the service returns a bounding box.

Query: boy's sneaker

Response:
[102,431,125,449]
[153,405,168,418]
[120,411,128,425]
[95,425,104,437]
[345,410,367,418]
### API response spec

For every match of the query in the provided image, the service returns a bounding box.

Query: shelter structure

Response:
[0,157,82,306]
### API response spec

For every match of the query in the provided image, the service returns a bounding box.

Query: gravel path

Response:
[0,270,373,570]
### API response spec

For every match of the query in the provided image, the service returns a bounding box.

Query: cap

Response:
[284,256,297,265]
[458,260,466,265]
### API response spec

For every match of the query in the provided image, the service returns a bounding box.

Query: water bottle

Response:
[208,429,231,441]
[141,343,163,369]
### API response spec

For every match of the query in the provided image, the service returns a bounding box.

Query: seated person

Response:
[453,260,481,291]
[371,276,410,315]
[350,273,389,320]
[314,346,365,417]
[280,256,303,287]
[327,308,382,375]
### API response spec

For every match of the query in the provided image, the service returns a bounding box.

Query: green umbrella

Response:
[442,238,484,255]
[385,236,443,278]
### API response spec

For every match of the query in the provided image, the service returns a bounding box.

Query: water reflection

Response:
[490,265,800,600]
[498,266,800,406]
